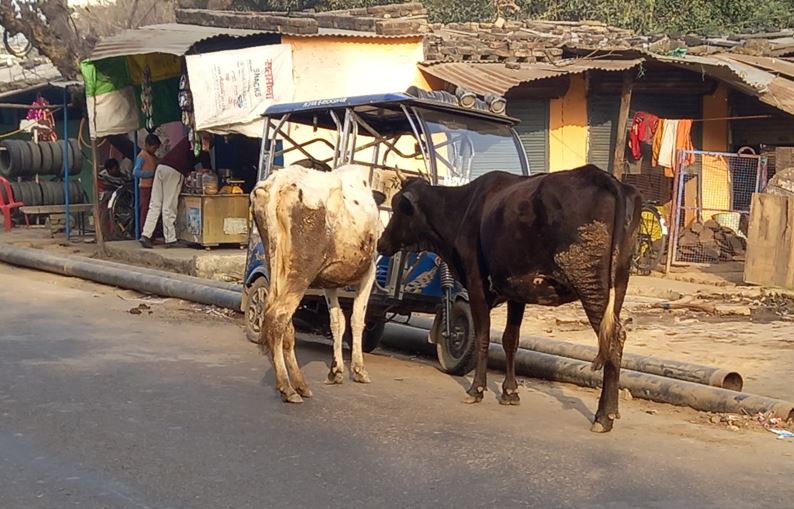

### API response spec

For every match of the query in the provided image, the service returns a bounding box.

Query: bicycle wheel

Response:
[110,184,135,239]
[632,205,668,273]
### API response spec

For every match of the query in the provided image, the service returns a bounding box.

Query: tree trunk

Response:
[0,0,93,80]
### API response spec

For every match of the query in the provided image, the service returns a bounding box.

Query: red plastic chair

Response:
[0,176,28,232]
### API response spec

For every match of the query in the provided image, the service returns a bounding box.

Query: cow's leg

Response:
[573,280,624,433]
[262,281,306,403]
[263,293,305,404]
[463,279,491,404]
[499,301,525,406]
[324,289,346,385]
[592,245,632,430]
[349,264,376,384]
[283,318,312,399]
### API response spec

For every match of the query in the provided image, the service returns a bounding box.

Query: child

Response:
[132,134,162,235]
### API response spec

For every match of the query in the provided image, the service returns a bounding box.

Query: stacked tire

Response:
[0,139,82,178]
[6,181,86,208]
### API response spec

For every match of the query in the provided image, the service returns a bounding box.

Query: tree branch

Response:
[0,0,91,80]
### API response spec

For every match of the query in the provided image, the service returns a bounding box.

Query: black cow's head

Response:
[378,178,441,256]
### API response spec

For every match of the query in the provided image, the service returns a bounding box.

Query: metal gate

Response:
[669,150,767,265]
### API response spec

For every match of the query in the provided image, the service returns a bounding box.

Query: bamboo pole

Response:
[91,137,105,256]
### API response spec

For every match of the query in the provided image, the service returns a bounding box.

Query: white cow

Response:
[251,163,385,403]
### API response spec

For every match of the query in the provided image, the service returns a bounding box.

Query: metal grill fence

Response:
[669,150,767,265]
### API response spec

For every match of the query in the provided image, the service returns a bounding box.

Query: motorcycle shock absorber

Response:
[439,259,454,339]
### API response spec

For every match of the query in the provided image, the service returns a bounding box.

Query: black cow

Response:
[377,165,642,432]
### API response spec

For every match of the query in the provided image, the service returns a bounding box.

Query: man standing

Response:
[140,132,213,248]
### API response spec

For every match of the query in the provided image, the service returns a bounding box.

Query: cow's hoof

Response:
[499,391,520,406]
[590,416,614,433]
[295,385,313,398]
[351,367,371,384]
[281,391,304,404]
[325,371,344,385]
[463,393,483,404]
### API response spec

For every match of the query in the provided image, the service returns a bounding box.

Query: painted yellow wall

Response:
[283,35,428,102]
[549,74,588,172]
[701,84,732,219]
[278,35,428,169]
[703,83,729,152]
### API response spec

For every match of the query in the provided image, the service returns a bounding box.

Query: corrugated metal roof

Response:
[759,77,794,116]
[647,53,775,93]
[723,54,794,81]
[292,27,422,39]
[90,23,275,61]
[418,58,643,96]
[90,23,420,62]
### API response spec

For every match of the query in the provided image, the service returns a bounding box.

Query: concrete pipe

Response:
[488,345,794,421]
[0,244,241,311]
[79,254,242,293]
[502,336,743,391]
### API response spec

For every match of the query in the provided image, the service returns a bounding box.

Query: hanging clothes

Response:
[654,119,679,175]
[675,119,695,168]
[628,112,660,161]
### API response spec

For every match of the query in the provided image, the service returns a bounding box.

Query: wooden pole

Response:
[612,71,634,180]
[91,137,105,257]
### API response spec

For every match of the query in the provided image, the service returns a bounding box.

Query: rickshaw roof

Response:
[262,93,518,136]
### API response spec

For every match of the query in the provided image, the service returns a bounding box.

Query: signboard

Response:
[186,44,294,137]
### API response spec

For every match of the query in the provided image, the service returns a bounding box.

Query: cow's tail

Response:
[592,181,626,371]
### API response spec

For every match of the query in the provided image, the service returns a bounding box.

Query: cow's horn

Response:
[393,165,407,183]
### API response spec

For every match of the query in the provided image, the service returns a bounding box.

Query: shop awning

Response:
[418,58,644,96]
[90,23,277,61]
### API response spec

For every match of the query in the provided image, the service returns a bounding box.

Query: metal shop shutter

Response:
[587,93,703,173]
[588,93,619,173]
[507,98,550,174]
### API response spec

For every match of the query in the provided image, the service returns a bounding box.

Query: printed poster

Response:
[185,44,294,137]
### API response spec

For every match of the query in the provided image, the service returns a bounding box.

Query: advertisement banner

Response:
[186,44,294,137]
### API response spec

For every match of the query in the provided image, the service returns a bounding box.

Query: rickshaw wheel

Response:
[434,299,476,376]
[245,277,269,344]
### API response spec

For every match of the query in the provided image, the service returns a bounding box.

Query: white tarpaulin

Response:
[186,44,294,138]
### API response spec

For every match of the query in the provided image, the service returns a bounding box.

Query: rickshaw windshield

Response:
[418,109,527,185]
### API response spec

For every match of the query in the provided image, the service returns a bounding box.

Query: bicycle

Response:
[632,200,669,275]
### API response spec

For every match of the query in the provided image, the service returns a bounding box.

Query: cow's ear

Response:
[398,191,416,216]
[372,190,386,207]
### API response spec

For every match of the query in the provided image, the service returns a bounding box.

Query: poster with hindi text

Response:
[185,44,294,137]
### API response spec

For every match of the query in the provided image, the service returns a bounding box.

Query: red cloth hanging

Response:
[628,111,660,161]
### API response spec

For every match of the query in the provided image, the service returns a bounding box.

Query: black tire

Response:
[8,182,21,203]
[28,142,43,174]
[1,140,25,178]
[39,142,54,174]
[49,142,64,176]
[39,181,51,206]
[433,299,477,376]
[343,318,385,353]
[68,139,82,174]
[632,205,668,274]
[16,141,33,178]
[244,277,269,344]
[74,181,85,204]
[29,181,43,206]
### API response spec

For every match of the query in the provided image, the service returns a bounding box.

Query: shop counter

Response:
[176,193,250,248]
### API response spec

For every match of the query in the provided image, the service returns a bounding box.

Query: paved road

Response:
[0,263,792,509]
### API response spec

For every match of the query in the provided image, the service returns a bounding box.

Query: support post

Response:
[91,138,105,257]
[612,71,634,179]
[62,86,70,241]
[133,131,139,239]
